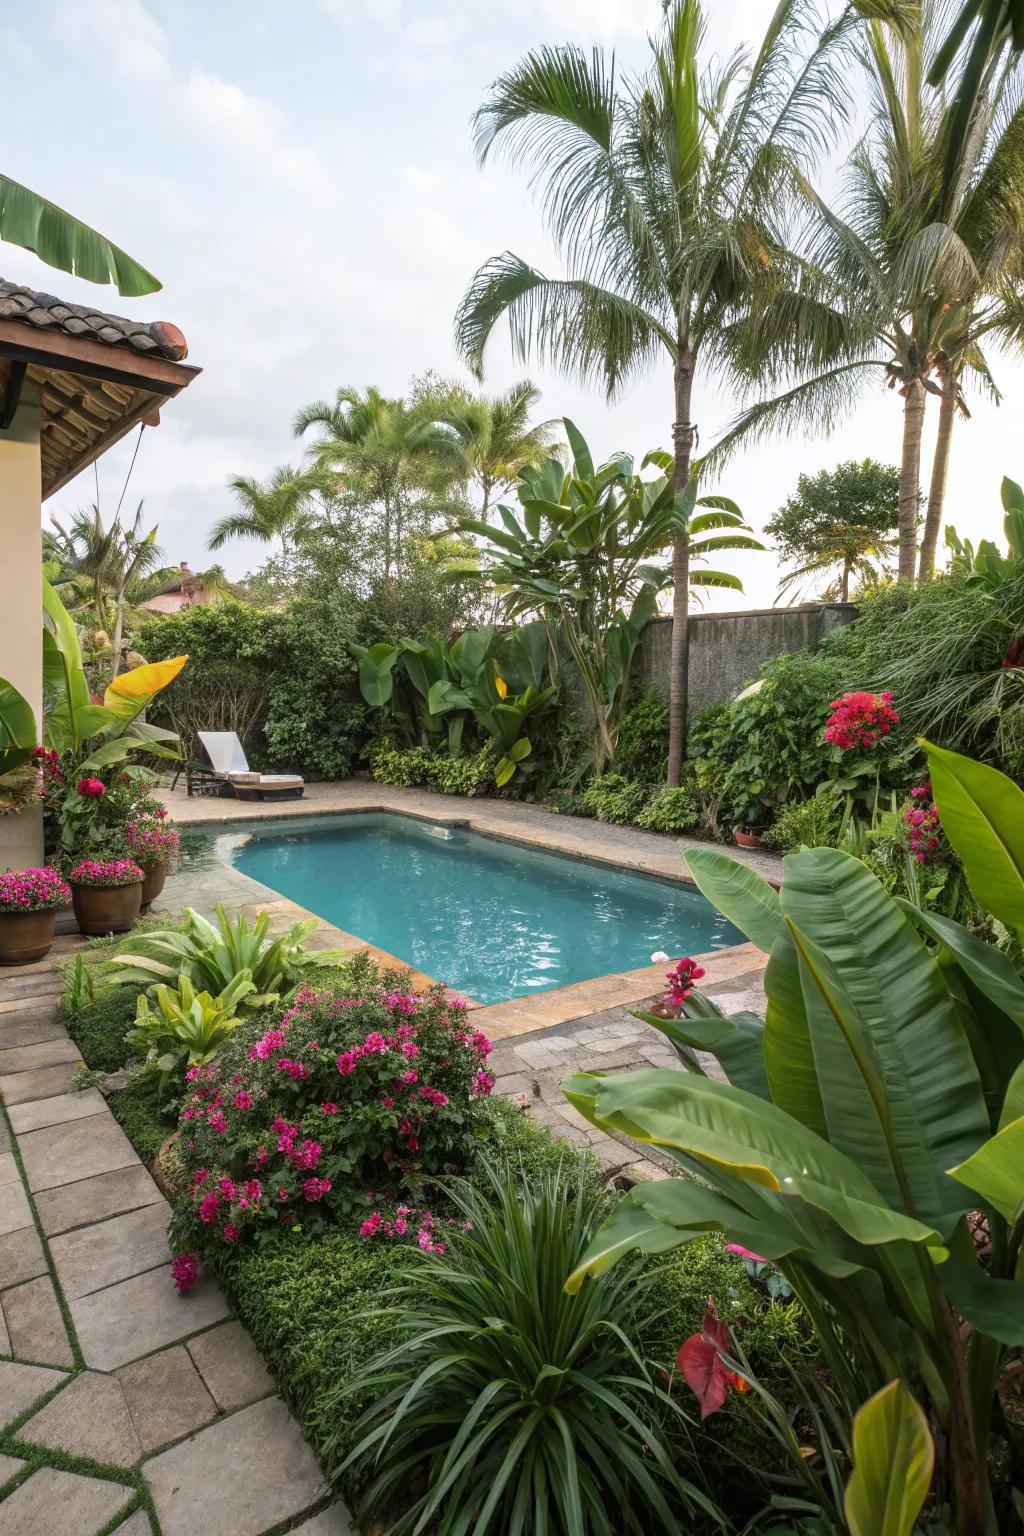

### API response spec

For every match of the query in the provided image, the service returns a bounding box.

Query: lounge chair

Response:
[173,731,305,801]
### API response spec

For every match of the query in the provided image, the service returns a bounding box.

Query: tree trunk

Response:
[840,558,851,604]
[898,378,926,582]
[918,363,956,582]
[111,587,125,685]
[666,349,696,787]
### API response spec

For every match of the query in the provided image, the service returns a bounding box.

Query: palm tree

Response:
[716,8,1024,582]
[421,379,560,518]
[209,465,320,562]
[0,175,158,295]
[454,0,859,783]
[53,503,173,681]
[294,386,462,578]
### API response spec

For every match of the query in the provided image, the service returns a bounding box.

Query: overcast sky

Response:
[4,0,1019,607]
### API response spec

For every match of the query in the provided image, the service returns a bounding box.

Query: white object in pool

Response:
[431,825,454,840]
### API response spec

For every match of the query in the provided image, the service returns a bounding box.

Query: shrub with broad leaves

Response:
[172,965,494,1251]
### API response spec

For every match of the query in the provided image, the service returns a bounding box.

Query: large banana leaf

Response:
[947,1115,1024,1221]
[899,903,1024,1032]
[843,1380,934,1536]
[782,849,988,1228]
[924,740,1024,938]
[102,656,188,724]
[683,847,784,951]
[639,1004,770,1098]
[42,577,93,752]
[0,174,160,295]
[0,679,35,773]
[353,643,399,707]
[563,1070,944,1252]
[938,1248,1024,1345]
[763,928,826,1136]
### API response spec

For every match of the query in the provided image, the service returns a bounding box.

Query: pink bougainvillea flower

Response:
[822,690,900,751]
[170,1252,199,1294]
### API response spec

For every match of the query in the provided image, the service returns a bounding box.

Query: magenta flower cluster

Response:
[359,1202,473,1254]
[173,978,493,1255]
[170,1251,200,1294]
[68,857,144,888]
[124,818,181,865]
[823,690,900,751]
[663,956,707,1012]
[76,777,106,798]
[904,782,944,865]
[0,866,71,914]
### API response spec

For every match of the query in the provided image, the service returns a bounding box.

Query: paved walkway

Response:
[0,929,352,1536]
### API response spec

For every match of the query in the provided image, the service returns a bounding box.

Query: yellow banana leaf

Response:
[103,656,188,718]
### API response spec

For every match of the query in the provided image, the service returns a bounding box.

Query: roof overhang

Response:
[0,315,200,499]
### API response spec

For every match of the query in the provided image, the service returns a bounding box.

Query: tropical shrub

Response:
[336,1161,721,1535]
[579,774,649,824]
[127,973,254,1090]
[367,742,433,788]
[170,964,495,1252]
[614,692,670,781]
[426,745,496,797]
[68,857,144,888]
[107,903,345,1005]
[636,782,700,833]
[567,743,1024,1535]
[762,784,846,852]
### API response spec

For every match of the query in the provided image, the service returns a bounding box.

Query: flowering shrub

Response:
[124,818,181,866]
[68,857,144,888]
[0,866,71,913]
[822,689,900,750]
[76,777,106,798]
[358,1201,473,1254]
[903,781,944,865]
[173,972,494,1251]
[171,1251,200,1294]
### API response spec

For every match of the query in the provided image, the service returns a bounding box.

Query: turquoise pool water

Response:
[189,812,741,1005]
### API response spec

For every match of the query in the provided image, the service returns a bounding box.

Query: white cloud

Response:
[183,72,338,203]
[53,0,169,79]
[531,0,655,39]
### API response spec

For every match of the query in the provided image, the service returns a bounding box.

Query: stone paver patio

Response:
[0,935,352,1536]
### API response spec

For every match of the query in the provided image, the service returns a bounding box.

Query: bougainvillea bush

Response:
[171,957,494,1255]
[0,866,71,912]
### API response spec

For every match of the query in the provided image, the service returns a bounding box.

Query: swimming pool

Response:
[186,812,741,1006]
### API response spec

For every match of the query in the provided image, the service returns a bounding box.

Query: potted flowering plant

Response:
[124,813,180,907]
[0,867,72,964]
[67,857,144,936]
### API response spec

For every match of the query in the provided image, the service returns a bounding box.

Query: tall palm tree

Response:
[209,465,320,562]
[0,176,158,295]
[454,0,859,783]
[422,379,560,518]
[716,7,1024,582]
[294,386,462,578]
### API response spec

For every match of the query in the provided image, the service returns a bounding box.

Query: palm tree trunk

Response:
[667,349,696,788]
[918,363,955,582]
[111,585,125,685]
[840,558,851,604]
[898,378,926,582]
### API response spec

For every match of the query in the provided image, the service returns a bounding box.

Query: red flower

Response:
[823,690,900,751]
[76,777,106,798]
[677,1307,749,1419]
[170,1252,199,1293]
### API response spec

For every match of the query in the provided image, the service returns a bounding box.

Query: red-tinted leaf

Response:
[677,1333,730,1419]
[701,1308,733,1354]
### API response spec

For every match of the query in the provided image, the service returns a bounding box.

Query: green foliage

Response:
[427,745,497,796]
[568,746,1024,1534]
[127,973,252,1090]
[0,172,159,294]
[61,983,139,1074]
[766,460,900,601]
[614,692,670,781]
[107,903,345,1003]
[108,1071,176,1164]
[762,783,846,853]
[367,742,433,788]
[139,597,369,780]
[636,781,700,833]
[62,954,96,1014]
[335,1161,720,1534]
[579,774,649,824]
[844,1380,935,1536]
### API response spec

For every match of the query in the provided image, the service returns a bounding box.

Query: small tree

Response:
[766,460,900,604]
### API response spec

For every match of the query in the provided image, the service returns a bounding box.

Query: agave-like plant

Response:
[334,1161,723,1535]
[108,903,347,1005]
[566,741,1024,1536]
[127,972,255,1090]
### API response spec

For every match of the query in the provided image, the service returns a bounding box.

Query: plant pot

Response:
[733,827,765,850]
[70,881,142,937]
[0,908,57,965]
[140,860,167,908]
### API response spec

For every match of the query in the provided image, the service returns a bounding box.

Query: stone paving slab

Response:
[116,1513,154,1536]
[0,1153,18,1187]
[0,1223,48,1290]
[1,1275,74,1367]
[0,974,71,1004]
[70,1265,229,1371]
[50,1201,170,1300]
[144,1395,326,1536]
[8,1088,106,1134]
[0,1038,81,1076]
[291,1507,355,1535]
[0,1014,68,1050]
[117,1345,217,1453]
[0,1361,67,1426]
[186,1320,274,1412]
[0,992,62,1016]
[0,1466,131,1536]
[0,1453,23,1487]
[19,1370,141,1467]
[33,1164,164,1238]
[19,1113,138,1192]
[0,1062,81,1105]
[0,1305,9,1355]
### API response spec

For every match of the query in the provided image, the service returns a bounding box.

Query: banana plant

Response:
[565,742,1024,1536]
[452,420,761,772]
[946,473,1024,590]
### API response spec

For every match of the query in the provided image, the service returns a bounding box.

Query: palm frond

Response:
[707,358,886,468]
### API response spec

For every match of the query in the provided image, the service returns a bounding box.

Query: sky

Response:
[3,0,1019,609]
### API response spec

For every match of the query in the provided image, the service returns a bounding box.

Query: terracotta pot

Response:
[140,860,167,908]
[733,827,765,850]
[70,881,142,937]
[0,908,57,965]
